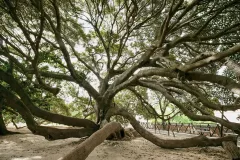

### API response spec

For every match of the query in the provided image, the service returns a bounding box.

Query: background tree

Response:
[151,92,180,129]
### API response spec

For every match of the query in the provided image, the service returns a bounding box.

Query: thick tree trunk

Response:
[0,97,9,135]
[0,71,98,129]
[96,100,113,124]
[0,111,9,135]
[61,122,124,160]
[162,119,167,130]
[111,108,237,149]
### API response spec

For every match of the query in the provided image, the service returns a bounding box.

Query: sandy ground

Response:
[0,127,230,160]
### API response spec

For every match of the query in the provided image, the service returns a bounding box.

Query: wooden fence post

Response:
[221,108,224,137]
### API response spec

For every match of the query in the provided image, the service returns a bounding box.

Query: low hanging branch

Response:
[138,80,240,134]
[0,70,98,129]
[0,84,97,140]
[109,107,237,149]
[61,122,124,160]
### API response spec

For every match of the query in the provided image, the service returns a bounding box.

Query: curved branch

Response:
[162,81,240,111]
[109,107,237,149]
[108,68,240,96]
[0,70,98,129]
[105,46,157,97]
[0,84,96,140]
[138,80,240,134]
[62,122,124,160]
[177,44,240,72]
[185,72,240,95]
[28,1,101,101]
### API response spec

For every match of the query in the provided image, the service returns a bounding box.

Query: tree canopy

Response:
[1,0,240,156]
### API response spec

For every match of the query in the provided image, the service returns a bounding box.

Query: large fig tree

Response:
[1,0,240,158]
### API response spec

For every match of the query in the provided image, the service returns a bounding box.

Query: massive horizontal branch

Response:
[0,70,98,129]
[185,72,240,95]
[0,84,96,140]
[177,44,240,72]
[161,81,240,111]
[109,68,240,96]
[109,107,237,149]
[137,80,240,134]
[35,126,96,140]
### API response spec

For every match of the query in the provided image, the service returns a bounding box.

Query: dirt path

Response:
[0,127,229,160]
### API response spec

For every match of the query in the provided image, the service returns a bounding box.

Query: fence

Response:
[140,122,236,137]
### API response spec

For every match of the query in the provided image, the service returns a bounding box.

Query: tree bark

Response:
[0,97,9,135]
[111,107,237,149]
[138,80,240,134]
[225,59,240,77]
[222,141,240,160]
[177,43,240,72]
[121,68,240,96]
[162,119,167,130]
[0,70,98,129]
[0,84,97,140]
[0,111,9,135]
[34,126,96,140]
[61,122,124,160]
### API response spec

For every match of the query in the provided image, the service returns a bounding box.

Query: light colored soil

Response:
[0,127,229,160]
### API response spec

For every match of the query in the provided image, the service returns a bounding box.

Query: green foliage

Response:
[0,0,240,127]
[172,115,193,123]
